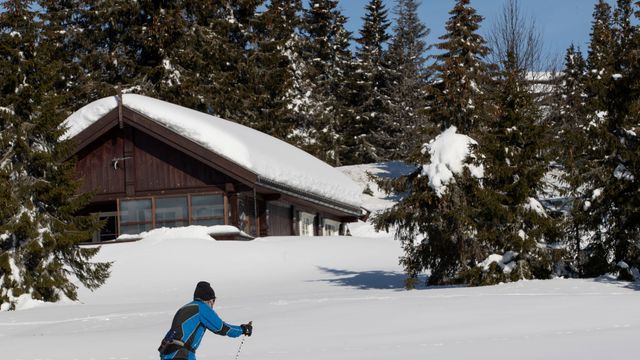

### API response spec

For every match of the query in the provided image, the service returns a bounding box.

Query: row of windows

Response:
[298,211,342,236]
[119,194,225,235]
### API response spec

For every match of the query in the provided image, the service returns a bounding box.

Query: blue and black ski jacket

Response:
[160,300,244,360]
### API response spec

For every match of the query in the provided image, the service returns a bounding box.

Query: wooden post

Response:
[123,127,135,196]
[291,206,298,236]
[117,87,123,129]
[253,187,258,237]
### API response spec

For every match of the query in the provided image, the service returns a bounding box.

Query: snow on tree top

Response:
[420,126,484,197]
[62,94,362,208]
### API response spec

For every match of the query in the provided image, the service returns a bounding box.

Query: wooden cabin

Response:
[64,94,364,242]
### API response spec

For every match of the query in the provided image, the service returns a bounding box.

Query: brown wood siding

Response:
[267,202,293,236]
[75,125,239,200]
[75,128,126,195]
[123,108,258,187]
[132,129,235,192]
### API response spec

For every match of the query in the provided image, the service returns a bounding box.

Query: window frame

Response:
[154,195,190,229]
[116,192,227,236]
[323,218,341,236]
[190,193,226,226]
[117,198,154,235]
[299,211,316,237]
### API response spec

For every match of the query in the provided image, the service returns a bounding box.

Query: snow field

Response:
[1,162,639,359]
[1,230,639,360]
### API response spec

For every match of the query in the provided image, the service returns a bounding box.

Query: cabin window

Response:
[119,199,153,235]
[323,219,341,236]
[191,194,225,226]
[299,212,316,236]
[156,196,189,228]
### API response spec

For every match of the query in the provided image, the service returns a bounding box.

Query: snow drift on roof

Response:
[62,94,362,208]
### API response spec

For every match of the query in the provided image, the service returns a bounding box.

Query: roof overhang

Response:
[256,176,363,217]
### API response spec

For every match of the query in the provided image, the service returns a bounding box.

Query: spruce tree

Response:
[73,1,145,98]
[553,45,591,275]
[251,0,303,140]
[203,1,265,125]
[386,0,430,159]
[374,0,489,287]
[0,1,110,309]
[481,48,556,282]
[474,0,558,283]
[428,0,491,134]
[570,0,616,277]
[297,0,355,165]
[605,0,640,274]
[578,0,640,277]
[66,1,209,110]
[585,0,615,115]
[347,0,394,164]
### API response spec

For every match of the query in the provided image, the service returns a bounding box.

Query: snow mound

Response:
[420,126,484,196]
[116,225,250,241]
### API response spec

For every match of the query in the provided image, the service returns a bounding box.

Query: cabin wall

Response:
[134,130,235,192]
[75,128,126,196]
[75,126,237,199]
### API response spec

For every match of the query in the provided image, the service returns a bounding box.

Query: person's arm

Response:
[198,303,244,338]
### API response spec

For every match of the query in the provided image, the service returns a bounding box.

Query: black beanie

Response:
[194,281,216,301]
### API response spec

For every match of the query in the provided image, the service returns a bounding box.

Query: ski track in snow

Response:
[0,311,170,327]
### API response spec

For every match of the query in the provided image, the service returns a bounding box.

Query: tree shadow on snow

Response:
[624,282,640,291]
[592,276,640,291]
[367,161,416,203]
[372,161,416,180]
[313,266,429,291]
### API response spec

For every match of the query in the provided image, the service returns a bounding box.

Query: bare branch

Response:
[488,0,546,73]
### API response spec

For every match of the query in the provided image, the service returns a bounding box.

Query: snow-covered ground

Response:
[1,163,639,360]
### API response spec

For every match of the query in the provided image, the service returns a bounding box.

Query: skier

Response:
[159,281,253,360]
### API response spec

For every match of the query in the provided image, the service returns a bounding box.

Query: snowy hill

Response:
[1,163,639,360]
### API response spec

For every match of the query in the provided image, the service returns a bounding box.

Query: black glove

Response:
[241,322,253,336]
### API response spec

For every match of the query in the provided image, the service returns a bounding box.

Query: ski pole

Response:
[235,321,251,360]
[234,336,246,360]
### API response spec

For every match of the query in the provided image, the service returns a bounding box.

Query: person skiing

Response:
[159,281,253,360]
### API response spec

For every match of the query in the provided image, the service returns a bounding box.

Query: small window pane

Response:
[120,199,152,223]
[156,197,188,228]
[192,195,224,219]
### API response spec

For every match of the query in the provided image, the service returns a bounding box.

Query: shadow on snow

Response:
[624,281,640,291]
[591,276,640,291]
[313,266,430,291]
[367,161,416,203]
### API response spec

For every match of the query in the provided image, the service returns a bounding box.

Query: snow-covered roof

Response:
[62,94,362,210]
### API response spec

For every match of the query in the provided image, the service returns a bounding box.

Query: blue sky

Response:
[339,0,617,65]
